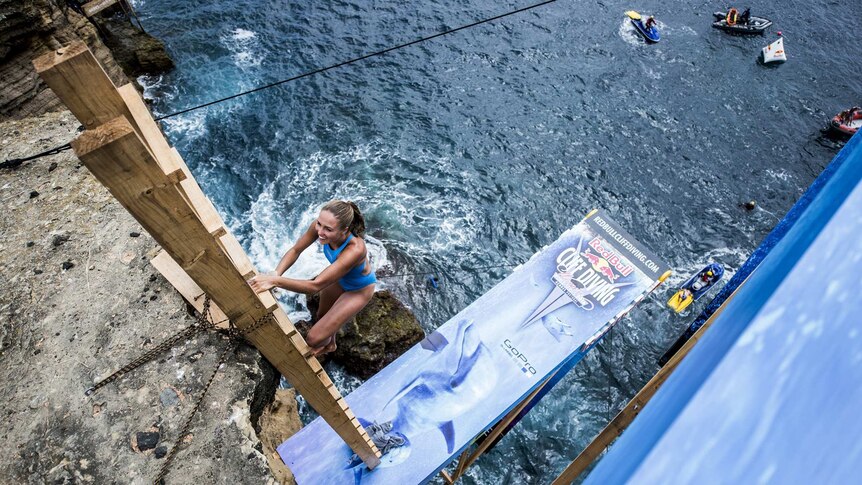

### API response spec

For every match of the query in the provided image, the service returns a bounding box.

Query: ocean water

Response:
[132,0,860,482]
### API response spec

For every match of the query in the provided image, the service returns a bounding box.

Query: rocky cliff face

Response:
[303,290,426,380]
[0,0,172,120]
[0,111,291,484]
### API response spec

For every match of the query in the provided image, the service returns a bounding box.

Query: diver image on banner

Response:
[520,233,638,341]
[278,210,669,485]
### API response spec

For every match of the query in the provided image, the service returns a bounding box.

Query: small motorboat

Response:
[713,10,772,35]
[761,36,787,64]
[829,108,862,138]
[667,263,724,313]
[627,11,660,43]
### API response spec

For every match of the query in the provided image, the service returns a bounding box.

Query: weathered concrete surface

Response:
[0,111,295,484]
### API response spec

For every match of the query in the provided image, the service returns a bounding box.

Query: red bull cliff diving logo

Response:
[522,235,636,329]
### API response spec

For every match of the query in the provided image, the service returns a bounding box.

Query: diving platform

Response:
[82,0,121,17]
[279,210,670,484]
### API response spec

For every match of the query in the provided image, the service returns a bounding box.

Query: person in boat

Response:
[248,200,376,356]
[739,7,751,25]
[644,16,657,30]
[840,106,860,125]
[701,270,714,283]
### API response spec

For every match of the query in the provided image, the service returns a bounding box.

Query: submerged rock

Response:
[99,16,174,77]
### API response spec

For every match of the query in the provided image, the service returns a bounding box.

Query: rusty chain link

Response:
[83,296,276,484]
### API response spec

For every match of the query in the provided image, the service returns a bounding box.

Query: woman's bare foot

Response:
[321,339,337,355]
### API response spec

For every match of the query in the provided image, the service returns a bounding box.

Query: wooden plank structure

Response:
[550,282,747,484]
[442,380,550,483]
[82,0,121,17]
[33,42,381,469]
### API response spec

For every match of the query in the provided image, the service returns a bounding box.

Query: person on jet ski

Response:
[739,7,751,25]
[644,16,657,30]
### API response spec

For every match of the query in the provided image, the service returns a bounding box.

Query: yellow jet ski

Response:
[667,263,724,313]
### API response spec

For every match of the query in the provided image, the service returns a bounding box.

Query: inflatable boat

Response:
[713,11,772,35]
[829,109,862,138]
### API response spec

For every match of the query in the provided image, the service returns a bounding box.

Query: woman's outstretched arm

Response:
[273,221,318,275]
[249,238,366,295]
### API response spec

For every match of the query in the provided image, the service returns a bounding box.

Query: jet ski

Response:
[667,263,724,313]
[627,11,660,43]
[829,108,862,138]
[712,11,772,35]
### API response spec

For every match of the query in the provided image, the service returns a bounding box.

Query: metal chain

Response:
[83,295,277,484]
[154,308,276,485]
[85,297,217,396]
[154,339,235,485]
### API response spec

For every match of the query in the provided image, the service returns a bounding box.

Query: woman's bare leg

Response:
[316,283,344,322]
[307,284,374,356]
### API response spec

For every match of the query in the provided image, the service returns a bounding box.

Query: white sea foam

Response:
[243,141,480,315]
[222,28,263,68]
[618,19,643,46]
[137,74,164,102]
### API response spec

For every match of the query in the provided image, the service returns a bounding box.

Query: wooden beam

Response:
[449,379,551,482]
[150,250,230,328]
[69,116,380,467]
[34,42,135,132]
[550,281,748,485]
[170,149,228,238]
[83,0,120,17]
[116,83,183,179]
[37,39,380,468]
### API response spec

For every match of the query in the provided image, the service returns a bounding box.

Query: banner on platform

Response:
[278,209,669,484]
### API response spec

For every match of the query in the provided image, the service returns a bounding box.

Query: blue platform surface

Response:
[279,210,669,484]
[586,133,862,484]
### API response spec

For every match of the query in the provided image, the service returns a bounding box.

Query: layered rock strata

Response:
[0,0,172,120]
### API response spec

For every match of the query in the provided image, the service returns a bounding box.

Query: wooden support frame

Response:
[34,43,381,468]
[442,378,552,484]
[550,281,748,484]
[150,250,230,328]
[82,0,121,17]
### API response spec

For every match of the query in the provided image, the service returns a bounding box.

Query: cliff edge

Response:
[0,0,172,120]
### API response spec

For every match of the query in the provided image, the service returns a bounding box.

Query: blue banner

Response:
[278,210,668,484]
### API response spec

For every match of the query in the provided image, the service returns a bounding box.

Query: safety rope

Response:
[4,0,560,167]
[155,0,559,121]
[0,143,72,169]
[377,262,521,279]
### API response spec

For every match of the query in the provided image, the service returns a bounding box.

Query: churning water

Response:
[133,0,860,482]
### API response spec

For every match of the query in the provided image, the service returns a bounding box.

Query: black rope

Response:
[1,143,72,169]
[155,0,560,121]
[5,0,559,166]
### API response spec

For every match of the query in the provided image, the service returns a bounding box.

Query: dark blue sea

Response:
[133,0,860,482]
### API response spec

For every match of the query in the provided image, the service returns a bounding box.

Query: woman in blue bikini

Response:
[248,200,376,356]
